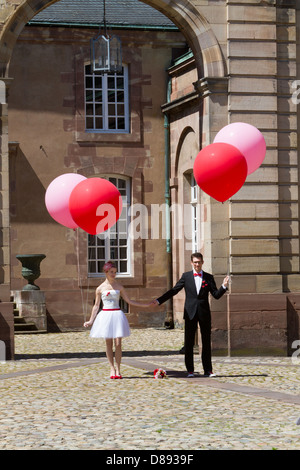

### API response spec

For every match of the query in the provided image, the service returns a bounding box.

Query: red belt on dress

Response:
[102,308,120,311]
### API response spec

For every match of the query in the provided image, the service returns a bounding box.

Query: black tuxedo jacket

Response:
[157,270,227,320]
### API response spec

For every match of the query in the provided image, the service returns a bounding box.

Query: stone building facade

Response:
[0,0,299,359]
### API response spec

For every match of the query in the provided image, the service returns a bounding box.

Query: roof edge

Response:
[27,21,179,31]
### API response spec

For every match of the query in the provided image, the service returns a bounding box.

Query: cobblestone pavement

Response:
[0,328,300,450]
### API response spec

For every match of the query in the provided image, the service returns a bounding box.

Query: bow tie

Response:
[194,273,202,277]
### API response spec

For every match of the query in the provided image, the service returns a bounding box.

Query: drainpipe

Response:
[163,77,174,329]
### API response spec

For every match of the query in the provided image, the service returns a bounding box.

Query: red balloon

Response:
[193,143,248,202]
[69,178,123,235]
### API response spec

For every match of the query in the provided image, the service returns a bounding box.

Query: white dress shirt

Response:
[193,269,203,294]
[193,269,227,294]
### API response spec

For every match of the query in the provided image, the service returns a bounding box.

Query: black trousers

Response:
[184,310,212,374]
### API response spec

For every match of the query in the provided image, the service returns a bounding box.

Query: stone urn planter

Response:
[16,254,46,291]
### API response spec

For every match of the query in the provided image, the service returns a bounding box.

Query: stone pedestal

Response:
[13,290,47,332]
[0,302,15,360]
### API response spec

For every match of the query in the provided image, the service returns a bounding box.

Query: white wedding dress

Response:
[90,289,130,339]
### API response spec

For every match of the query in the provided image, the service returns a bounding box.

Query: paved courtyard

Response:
[0,328,300,450]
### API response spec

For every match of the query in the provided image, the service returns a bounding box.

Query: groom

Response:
[153,253,229,377]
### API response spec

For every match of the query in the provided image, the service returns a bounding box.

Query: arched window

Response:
[87,176,131,276]
[85,64,129,133]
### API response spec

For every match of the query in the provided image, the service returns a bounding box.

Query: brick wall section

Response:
[0,301,14,360]
[6,23,187,331]
[227,0,300,294]
[0,83,14,357]
[0,0,299,354]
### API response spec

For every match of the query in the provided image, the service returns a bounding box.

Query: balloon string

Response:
[227,244,232,289]
[76,228,89,323]
[227,250,230,277]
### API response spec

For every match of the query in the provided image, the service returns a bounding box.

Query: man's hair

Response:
[191,252,203,261]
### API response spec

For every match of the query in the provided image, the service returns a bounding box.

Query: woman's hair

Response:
[103,260,117,272]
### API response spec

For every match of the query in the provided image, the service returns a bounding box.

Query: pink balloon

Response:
[45,173,87,228]
[214,122,266,175]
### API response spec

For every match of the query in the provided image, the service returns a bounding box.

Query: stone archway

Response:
[0,0,226,358]
[0,0,225,78]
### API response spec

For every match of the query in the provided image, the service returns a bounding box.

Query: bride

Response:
[83,261,152,379]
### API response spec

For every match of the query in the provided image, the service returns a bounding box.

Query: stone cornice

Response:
[161,76,228,114]
[161,90,200,115]
[194,76,228,98]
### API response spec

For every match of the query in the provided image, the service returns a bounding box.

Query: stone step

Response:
[14,329,47,335]
[11,294,48,335]
[14,320,47,334]
[14,321,38,331]
[14,317,27,324]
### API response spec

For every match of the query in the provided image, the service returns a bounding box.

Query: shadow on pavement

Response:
[14,349,181,360]
[163,371,269,379]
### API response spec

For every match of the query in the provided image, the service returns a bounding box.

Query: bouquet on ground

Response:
[153,368,167,379]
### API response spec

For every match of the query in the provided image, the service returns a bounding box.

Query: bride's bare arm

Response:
[83,287,101,327]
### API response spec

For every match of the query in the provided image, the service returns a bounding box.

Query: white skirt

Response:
[90,308,131,339]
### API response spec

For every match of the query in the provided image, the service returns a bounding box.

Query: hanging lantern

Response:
[90,0,122,74]
[91,33,122,74]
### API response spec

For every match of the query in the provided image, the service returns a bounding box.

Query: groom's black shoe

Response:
[204,371,216,377]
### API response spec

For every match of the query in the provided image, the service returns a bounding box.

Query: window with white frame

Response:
[190,174,199,253]
[85,64,129,133]
[88,176,131,276]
